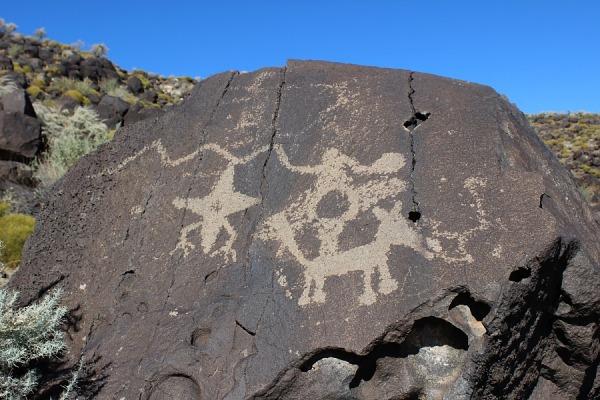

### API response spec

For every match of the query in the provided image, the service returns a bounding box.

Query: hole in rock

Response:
[415,112,431,121]
[449,292,491,321]
[349,317,468,388]
[509,266,531,282]
[403,112,431,129]
[408,211,421,222]
[299,348,361,373]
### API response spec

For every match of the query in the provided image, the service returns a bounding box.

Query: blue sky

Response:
[2,1,599,114]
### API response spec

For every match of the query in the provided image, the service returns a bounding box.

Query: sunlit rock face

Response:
[11,60,600,399]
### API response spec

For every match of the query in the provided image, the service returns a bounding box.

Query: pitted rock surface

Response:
[10,60,600,399]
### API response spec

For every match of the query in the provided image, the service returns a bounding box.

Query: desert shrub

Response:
[32,104,110,190]
[0,203,36,269]
[26,85,42,98]
[99,78,130,99]
[44,66,62,77]
[31,76,47,88]
[0,19,18,37]
[62,89,89,105]
[7,44,23,58]
[90,43,108,58]
[0,284,80,399]
[0,76,18,97]
[13,63,32,75]
[157,92,176,103]
[49,77,95,96]
[34,27,46,39]
[134,73,151,89]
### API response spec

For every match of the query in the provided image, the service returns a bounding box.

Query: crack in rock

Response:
[403,72,430,223]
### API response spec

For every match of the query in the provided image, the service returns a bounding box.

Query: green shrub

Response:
[134,73,151,89]
[7,44,23,58]
[26,85,42,98]
[99,78,130,99]
[0,203,35,269]
[63,89,89,105]
[33,27,46,39]
[49,77,95,96]
[32,104,110,190]
[31,76,47,88]
[44,65,62,76]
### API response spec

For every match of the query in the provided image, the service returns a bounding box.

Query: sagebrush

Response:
[32,104,110,190]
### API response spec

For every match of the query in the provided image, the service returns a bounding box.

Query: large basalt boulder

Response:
[10,60,600,399]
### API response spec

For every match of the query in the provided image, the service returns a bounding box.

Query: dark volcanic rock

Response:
[0,111,41,161]
[10,61,600,399]
[0,88,37,117]
[127,76,144,94]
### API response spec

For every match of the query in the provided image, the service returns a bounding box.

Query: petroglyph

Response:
[261,145,433,306]
[261,145,494,306]
[171,144,267,261]
[426,177,492,264]
[88,139,201,179]
[88,138,267,262]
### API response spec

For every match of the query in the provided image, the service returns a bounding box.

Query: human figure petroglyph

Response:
[262,145,434,305]
[171,144,268,261]
[88,137,268,262]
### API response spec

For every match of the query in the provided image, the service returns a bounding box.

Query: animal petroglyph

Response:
[261,145,434,306]
[171,144,267,261]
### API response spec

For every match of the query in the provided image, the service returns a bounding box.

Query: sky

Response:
[2,1,599,114]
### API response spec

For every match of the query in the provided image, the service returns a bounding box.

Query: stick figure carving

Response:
[172,144,267,261]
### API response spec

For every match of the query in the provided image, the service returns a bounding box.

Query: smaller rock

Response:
[140,90,158,103]
[0,89,36,118]
[0,160,34,186]
[0,55,13,71]
[22,44,39,58]
[0,111,42,161]
[127,76,144,94]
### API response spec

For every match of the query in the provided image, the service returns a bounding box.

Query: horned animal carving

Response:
[261,145,433,305]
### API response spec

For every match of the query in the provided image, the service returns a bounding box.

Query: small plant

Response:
[63,89,89,105]
[0,76,18,97]
[0,282,79,399]
[99,78,130,100]
[0,19,17,37]
[32,104,110,190]
[49,77,95,96]
[7,44,23,58]
[0,202,36,269]
[26,85,42,98]
[90,43,109,58]
[34,27,46,39]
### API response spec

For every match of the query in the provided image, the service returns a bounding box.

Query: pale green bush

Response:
[32,104,110,190]
[0,76,18,98]
[0,243,80,399]
[99,78,130,100]
[0,287,67,399]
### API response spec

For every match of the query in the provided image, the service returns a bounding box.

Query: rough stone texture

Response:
[0,110,42,161]
[10,60,600,399]
[0,88,37,117]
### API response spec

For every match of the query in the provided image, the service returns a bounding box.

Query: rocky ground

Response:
[527,113,600,210]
